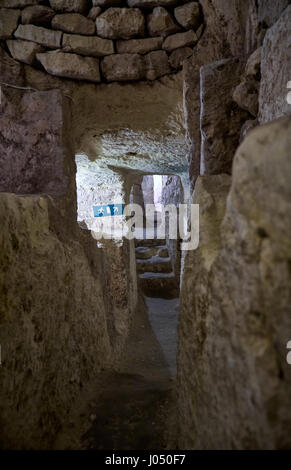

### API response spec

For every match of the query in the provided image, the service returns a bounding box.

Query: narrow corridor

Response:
[54,234,180,450]
[81,236,180,449]
[82,292,179,450]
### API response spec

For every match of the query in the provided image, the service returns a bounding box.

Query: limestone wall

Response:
[0,0,204,83]
[0,192,112,448]
[1,0,291,451]
[161,175,182,280]
[178,3,291,449]
[178,117,291,449]
[0,83,138,449]
[184,0,291,188]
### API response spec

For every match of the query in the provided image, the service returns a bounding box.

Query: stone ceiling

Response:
[71,72,189,183]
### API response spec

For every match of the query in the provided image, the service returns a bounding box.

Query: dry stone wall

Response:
[0,0,204,82]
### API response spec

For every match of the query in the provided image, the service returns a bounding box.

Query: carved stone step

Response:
[137,256,172,274]
[138,272,179,299]
[135,246,159,259]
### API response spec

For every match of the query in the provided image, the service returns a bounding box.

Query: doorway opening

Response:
[130,174,183,377]
[72,155,185,449]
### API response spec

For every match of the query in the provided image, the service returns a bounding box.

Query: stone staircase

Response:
[135,239,179,299]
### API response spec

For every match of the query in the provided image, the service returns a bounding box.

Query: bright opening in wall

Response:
[75,154,126,243]
[153,175,163,206]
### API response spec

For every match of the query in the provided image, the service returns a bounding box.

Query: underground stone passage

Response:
[71,168,182,449]
[0,0,291,453]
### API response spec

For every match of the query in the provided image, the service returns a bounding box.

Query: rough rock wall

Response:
[130,175,145,210]
[101,238,138,352]
[0,86,75,201]
[0,43,187,179]
[183,0,291,188]
[0,82,138,448]
[0,193,112,448]
[183,0,260,188]
[178,116,291,449]
[0,0,205,83]
[259,6,291,123]
[178,1,291,449]
[161,175,182,209]
[161,175,182,279]
[199,0,258,56]
[69,73,188,177]
[257,0,290,27]
[200,57,249,175]
[142,175,154,206]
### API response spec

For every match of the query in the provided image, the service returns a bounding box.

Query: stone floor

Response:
[145,296,179,377]
[54,287,179,450]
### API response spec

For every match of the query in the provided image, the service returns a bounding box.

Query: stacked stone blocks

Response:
[0,0,204,82]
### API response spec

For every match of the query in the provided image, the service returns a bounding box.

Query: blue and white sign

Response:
[93,204,124,218]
